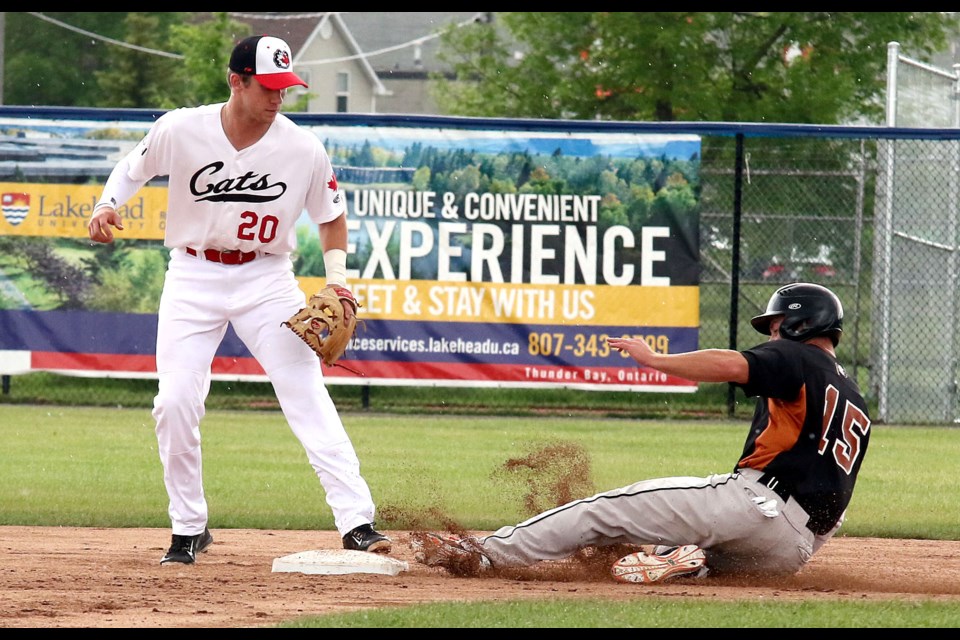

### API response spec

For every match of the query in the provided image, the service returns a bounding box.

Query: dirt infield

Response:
[2,526,960,628]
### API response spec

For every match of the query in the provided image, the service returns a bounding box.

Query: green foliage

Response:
[91,13,183,109]
[0,241,57,310]
[85,247,168,313]
[412,166,432,191]
[281,92,311,113]
[292,226,326,277]
[341,141,698,276]
[3,13,187,108]
[6,12,956,120]
[4,13,130,107]
[166,12,251,108]
[84,127,149,141]
[0,238,93,309]
[433,12,959,124]
[3,12,251,109]
[0,238,170,312]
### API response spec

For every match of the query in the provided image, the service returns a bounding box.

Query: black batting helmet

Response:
[750,282,844,346]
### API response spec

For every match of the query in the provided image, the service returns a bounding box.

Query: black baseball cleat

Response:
[160,528,213,565]
[342,523,392,553]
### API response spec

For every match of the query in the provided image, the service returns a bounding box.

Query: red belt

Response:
[185,247,258,265]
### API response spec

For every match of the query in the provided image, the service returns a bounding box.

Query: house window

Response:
[297,70,311,89]
[336,72,350,113]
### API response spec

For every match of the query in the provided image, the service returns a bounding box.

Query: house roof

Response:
[229,11,317,52]
[229,12,486,73]
[339,12,486,72]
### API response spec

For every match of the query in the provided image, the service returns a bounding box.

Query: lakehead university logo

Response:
[2,192,30,226]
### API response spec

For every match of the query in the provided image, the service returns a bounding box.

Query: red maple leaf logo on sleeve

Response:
[327,173,339,192]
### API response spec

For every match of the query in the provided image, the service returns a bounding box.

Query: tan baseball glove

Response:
[283,286,360,367]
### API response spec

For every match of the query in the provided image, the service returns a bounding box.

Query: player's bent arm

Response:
[318,213,348,252]
[317,214,354,321]
[88,156,148,243]
[96,156,147,214]
[318,214,349,287]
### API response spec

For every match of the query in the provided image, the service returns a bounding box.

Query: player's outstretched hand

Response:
[606,336,656,367]
[88,207,124,243]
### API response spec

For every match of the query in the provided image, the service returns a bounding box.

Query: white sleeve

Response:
[95,155,149,212]
[304,142,347,224]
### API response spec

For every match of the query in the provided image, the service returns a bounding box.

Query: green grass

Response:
[0,255,60,309]
[1,405,958,538]
[280,599,960,628]
[2,404,959,627]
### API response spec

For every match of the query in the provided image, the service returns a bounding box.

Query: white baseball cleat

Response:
[611,544,707,584]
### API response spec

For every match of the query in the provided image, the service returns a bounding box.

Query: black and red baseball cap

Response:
[229,35,308,90]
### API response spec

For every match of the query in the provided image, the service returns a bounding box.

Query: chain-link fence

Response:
[695,44,960,426]
[700,128,960,426]
[702,125,960,430]
[2,109,960,423]
[698,135,871,400]
[871,45,960,424]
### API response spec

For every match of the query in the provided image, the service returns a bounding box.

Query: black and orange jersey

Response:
[734,339,872,535]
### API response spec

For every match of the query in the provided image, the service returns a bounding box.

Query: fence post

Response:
[727,133,745,418]
[951,63,960,422]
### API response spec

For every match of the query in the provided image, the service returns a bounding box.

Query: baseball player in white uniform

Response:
[87,35,390,564]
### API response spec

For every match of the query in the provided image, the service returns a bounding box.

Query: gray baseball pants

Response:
[473,468,839,575]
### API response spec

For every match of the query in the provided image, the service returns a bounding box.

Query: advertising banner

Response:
[0,114,701,391]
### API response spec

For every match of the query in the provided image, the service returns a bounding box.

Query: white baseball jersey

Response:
[123,103,345,254]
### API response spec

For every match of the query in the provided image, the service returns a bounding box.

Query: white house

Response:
[234,12,489,115]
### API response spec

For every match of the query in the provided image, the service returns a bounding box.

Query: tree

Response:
[4,13,127,107]
[432,12,959,124]
[93,12,250,109]
[166,12,251,108]
[92,13,183,109]
[3,12,183,108]
[3,12,252,109]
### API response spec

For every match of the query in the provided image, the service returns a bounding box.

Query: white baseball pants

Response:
[152,249,376,537]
